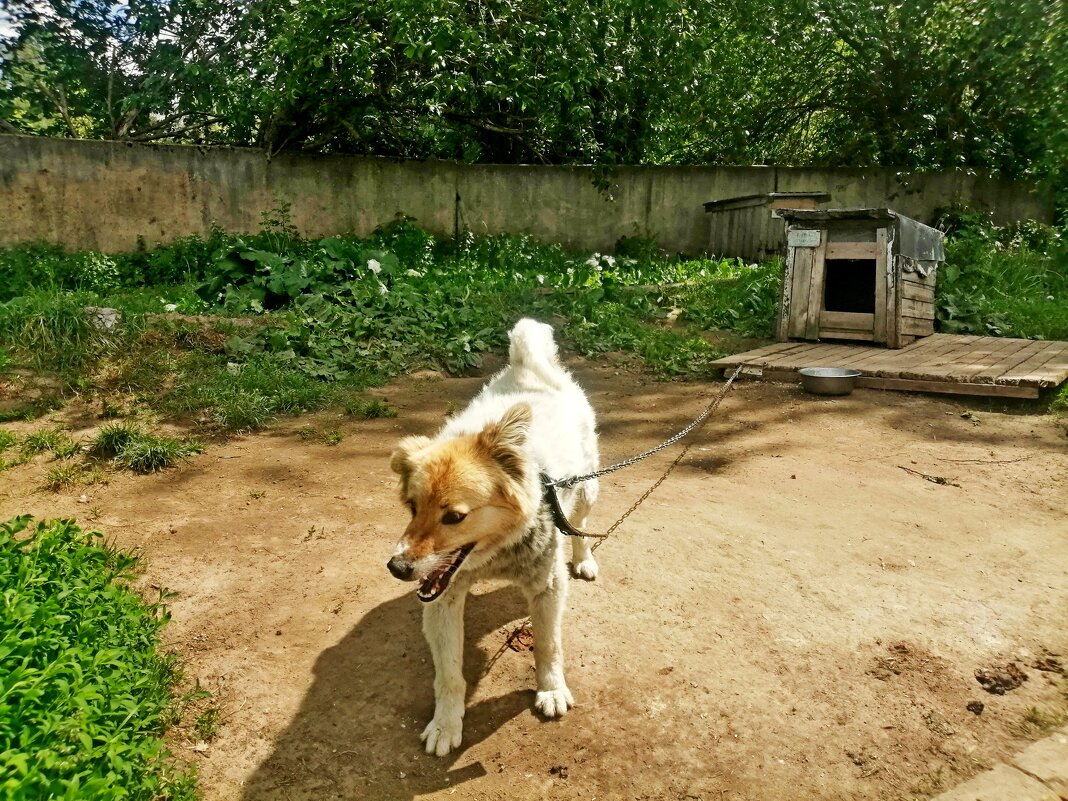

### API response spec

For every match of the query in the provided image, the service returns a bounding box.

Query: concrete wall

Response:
[0,135,1053,255]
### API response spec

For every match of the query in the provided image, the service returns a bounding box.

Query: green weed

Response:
[20,427,66,457]
[90,421,144,458]
[113,435,202,473]
[44,463,82,491]
[343,397,398,419]
[90,423,202,472]
[0,515,196,799]
[0,429,15,452]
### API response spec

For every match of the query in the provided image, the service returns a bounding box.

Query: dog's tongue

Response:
[417,544,475,602]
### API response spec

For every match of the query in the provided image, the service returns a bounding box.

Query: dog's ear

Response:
[390,435,432,480]
[477,403,531,483]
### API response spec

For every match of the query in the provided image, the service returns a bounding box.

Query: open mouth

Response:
[417,544,475,602]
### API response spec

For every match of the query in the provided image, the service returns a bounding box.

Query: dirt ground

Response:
[2,358,1067,801]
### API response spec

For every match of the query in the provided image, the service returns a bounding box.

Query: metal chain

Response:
[546,364,744,490]
[588,364,743,550]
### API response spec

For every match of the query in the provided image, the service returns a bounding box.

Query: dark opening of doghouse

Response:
[824,259,876,314]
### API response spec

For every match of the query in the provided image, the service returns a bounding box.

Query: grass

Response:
[90,423,202,473]
[0,515,196,800]
[0,430,15,452]
[44,463,82,491]
[343,397,398,419]
[20,428,66,457]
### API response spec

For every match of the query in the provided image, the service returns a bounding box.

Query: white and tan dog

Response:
[387,318,599,756]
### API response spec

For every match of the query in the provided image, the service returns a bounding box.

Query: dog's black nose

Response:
[387,556,415,581]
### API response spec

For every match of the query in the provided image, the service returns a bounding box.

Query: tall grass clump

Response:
[937,213,1068,340]
[0,290,113,371]
[0,515,196,800]
[90,423,201,472]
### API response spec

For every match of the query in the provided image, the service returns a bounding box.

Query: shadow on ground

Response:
[241,586,531,801]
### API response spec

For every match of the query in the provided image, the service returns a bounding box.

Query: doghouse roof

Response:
[774,208,944,261]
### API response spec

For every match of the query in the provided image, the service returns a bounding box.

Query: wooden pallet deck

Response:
[710,334,1068,399]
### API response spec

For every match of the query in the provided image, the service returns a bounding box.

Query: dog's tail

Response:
[508,318,567,388]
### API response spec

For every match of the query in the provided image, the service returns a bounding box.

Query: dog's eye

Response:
[441,510,467,525]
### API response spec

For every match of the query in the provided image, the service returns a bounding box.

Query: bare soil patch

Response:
[2,361,1066,801]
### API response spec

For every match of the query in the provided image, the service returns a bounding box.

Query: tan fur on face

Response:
[390,404,534,566]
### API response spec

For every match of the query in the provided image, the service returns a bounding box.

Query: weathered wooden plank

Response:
[997,341,1068,385]
[941,336,1028,381]
[901,281,935,303]
[876,227,890,346]
[826,242,878,260]
[710,341,814,366]
[818,329,877,342]
[787,246,815,339]
[970,339,1054,383]
[903,336,1005,378]
[855,376,1039,399]
[769,344,859,368]
[895,335,986,380]
[900,317,935,337]
[804,235,829,340]
[821,311,873,331]
[900,297,934,318]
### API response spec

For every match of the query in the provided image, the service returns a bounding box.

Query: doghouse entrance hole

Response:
[824,259,876,314]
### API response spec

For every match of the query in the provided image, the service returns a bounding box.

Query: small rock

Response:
[967,701,984,715]
[77,494,89,504]
[549,765,569,779]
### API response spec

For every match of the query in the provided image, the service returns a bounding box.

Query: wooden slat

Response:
[941,336,1028,381]
[771,344,859,368]
[900,317,934,337]
[901,281,935,303]
[868,335,982,378]
[876,227,890,346]
[855,376,1039,399]
[821,311,873,331]
[787,246,815,339]
[900,297,934,318]
[826,242,878,260]
[819,329,876,341]
[970,339,1054,383]
[900,336,1004,380]
[804,235,829,340]
[998,341,1068,386]
[711,341,814,366]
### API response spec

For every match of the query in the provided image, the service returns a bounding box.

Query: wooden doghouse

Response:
[703,192,830,262]
[774,208,944,349]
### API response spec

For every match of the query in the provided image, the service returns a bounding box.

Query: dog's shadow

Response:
[240,586,531,801]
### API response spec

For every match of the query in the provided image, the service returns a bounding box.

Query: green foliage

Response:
[3,0,1064,199]
[936,214,1068,340]
[44,463,82,491]
[0,430,16,452]
[0,515,196,800]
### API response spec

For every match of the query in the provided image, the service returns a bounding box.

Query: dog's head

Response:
[387,403,535,601]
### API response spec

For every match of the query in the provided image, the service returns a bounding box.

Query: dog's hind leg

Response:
[420,589,468,757]
[569,481,599,581]
[528,565,574,718]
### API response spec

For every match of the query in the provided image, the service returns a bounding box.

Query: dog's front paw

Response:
[534,686,574,718]
[572,556,599,581]
[420,715,463,757]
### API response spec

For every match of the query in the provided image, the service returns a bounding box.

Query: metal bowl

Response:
[798,367,862,396]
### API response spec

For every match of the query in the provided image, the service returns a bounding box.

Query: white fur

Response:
[412,318,600,756]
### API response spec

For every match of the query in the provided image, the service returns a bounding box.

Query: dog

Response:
[387,318,600,757]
